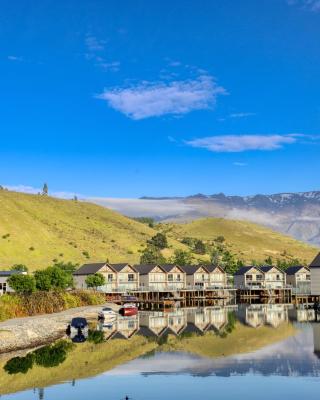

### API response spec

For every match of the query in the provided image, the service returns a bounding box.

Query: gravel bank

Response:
[0,303,119,354]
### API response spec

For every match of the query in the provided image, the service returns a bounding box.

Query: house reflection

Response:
[237,304,289,328]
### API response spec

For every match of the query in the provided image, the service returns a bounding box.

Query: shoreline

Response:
[0,302,118,355]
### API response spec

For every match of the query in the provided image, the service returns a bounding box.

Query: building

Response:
[310,253,320,295]
[181,265,210,289]
[259,265,286,289]
[206,265,227,288]
[286,265,311,293]
[134,264,167,290]
[0,270,26,296]
[73,263,139,292]
[234,266,264,289]
[161,264,186,290]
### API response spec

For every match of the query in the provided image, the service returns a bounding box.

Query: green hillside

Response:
[0,190,317,270]
[162,217,318,264]
[0,191,184,270]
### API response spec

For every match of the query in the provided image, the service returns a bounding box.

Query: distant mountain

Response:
[91,190,320,246]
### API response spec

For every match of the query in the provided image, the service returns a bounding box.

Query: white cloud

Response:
[185,134,298,153]
[97,75,226,120]
[85,35,105,51]
[4,185,80,199]
[229,112,256,118]
[287,0,320,11]
[8,55,23,62]
[233,162,248,166]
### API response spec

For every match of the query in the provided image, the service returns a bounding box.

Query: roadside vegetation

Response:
[0,261,104,322]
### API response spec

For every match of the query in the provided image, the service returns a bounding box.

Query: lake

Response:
[1,304,320,400]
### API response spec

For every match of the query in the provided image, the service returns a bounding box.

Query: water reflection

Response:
[2,304,320,399]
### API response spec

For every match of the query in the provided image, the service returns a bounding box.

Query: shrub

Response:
[85,273,105,290]
[7,274,36,295]
[33,340,73,368]
[4,354,34,374]
[148,233,168,249]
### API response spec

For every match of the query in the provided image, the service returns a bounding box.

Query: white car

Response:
[98,307,117,320]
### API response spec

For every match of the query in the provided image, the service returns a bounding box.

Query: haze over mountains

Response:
[91,190,320,246]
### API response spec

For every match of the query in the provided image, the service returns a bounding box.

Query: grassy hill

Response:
[162,217,318,264]
[0,190,185,270]
[0,190,318,270]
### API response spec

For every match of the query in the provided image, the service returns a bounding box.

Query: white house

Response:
[206,265,227,288]
[134,264,167,290]
[234,266,264,289]
[73,263,139,292]
[310,253,320,295]
[181,265,210,289]
[286,265,311,293]
[161,264,186,290]
[259,265,286,289]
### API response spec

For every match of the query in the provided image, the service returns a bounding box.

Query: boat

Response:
[119,303,138,316]
[98,307,117,321]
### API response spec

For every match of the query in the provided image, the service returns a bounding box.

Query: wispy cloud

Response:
[185,134,300,153]
[287,0,320,12]
[233,162,248,166]
[4,185,81,199]
[229,112,256,118]
[97,75,227,120]
[8,55,23,62]
[84,35,120,72]
[85,35,106,51]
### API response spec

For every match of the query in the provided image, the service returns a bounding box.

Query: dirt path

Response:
[0,303,119,354]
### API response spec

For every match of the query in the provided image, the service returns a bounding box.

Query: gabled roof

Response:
[286,265,309,275]
[310,253,320,268]
[259,265,284,274]
[0,270,24,277]
[234,266,263,276]
[205,265,225,274]
[108,263,137,272]
[134,264,165,275]
[179,265,209,275]
[161,264,185,273]
[73,263,106,275]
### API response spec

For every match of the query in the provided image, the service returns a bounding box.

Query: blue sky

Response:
[1,0,319,198]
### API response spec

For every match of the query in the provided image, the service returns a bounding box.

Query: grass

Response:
[0,190,317,270]
[163,217,318,264]
[0,190,186,270]
[0,321,297,395]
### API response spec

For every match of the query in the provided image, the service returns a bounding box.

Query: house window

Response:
[168,274,173,281]
[0,283,7,293]
[177,274,181,281]
[246,274,252,280]
[107,274,113,282]
[128,274,135,282]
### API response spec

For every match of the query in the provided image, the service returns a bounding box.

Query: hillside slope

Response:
[0,191,185,270]
[0,191,317,270]
[163,217,318,264]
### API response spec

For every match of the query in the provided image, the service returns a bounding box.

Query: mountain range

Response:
[91,190,320,246]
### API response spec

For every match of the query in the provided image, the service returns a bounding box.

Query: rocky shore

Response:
[0,303,118,354]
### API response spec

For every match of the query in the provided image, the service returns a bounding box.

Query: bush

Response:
[7,274,36,294]
[34,266,73,291]
[34,340,73,368]
[85,273,105,290]
[148,233,168,249]
[4,354,34,374]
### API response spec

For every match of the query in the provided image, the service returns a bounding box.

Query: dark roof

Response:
[310,253,320,268]
[161,264,184,273]
[259,265,283,273]
[286,265,309,275]
[108,263,136,272]
[73,263,106,275]
[0,270,24,277]
[134,264,165,275]
[180,265,209,275]
[205,265,225,273]
[234,266,262,276]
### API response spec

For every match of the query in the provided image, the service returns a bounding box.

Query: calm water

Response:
[2,304,320,400]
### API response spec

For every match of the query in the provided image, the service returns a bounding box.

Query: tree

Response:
[11,264,28,272]
[34,266,73,291]
[264,256,273,266]
[194,239,206,255]
[85,273,105,290]
[4,354,34,374]
[215,235,225,244]
[53,261,78,274]
[148,233,168,249]
[7,274,36,294]
[140,245,166,264]
[170,249,193,266]
[42,183,48,196]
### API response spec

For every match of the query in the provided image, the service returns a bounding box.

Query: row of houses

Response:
[73,256,319,293]
[1,252,319,295]
[73,263,227,291]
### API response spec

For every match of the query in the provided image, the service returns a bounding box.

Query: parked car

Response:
[67,317,89,343]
